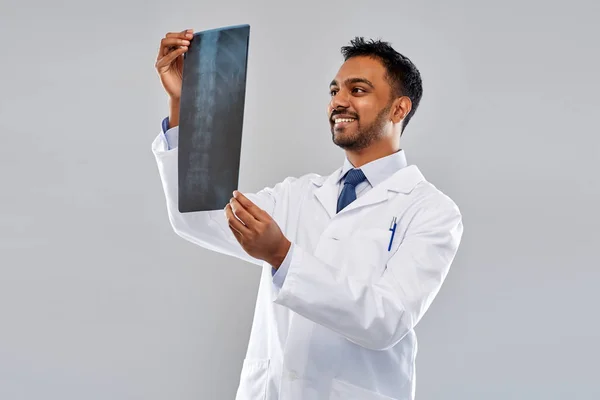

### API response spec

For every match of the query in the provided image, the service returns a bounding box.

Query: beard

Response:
[331,103,391,151]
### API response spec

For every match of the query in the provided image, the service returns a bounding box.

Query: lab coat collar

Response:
[336,150,408,189]
[310,163,425,218]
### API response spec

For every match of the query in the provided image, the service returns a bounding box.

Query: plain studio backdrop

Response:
[1,0,599,398]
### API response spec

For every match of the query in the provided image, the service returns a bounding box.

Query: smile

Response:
[333,118,356,128]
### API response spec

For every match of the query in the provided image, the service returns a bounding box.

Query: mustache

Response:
[330,111,359,120]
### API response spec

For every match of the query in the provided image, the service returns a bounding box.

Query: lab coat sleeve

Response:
[151,124,278,267]
[272,197,463,351]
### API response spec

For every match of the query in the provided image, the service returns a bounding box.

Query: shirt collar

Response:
[337,150,408,188]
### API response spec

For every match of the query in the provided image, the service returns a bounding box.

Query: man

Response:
[152,28,463,400]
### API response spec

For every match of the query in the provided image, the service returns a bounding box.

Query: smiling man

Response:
[152,31,463,400]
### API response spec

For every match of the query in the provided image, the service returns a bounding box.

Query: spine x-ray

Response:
[178,24,250,213]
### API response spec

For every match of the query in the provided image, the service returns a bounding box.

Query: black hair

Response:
[341,37,423,133]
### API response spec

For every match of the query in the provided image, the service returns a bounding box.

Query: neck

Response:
[345,138,401,168]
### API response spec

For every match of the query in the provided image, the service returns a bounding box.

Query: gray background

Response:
[1,0,598,399]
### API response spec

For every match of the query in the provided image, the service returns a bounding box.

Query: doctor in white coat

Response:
[152,29,463,400]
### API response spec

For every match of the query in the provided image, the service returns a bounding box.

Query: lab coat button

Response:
[286,369,299,381]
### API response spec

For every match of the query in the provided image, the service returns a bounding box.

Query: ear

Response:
[390,96,412,124]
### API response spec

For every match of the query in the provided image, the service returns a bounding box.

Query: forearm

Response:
[273,204,463,351]
[151,133,263,266]
[273,245,409,351]
[168,97,180,128]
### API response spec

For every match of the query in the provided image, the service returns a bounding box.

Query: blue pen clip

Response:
[388,216,397,251]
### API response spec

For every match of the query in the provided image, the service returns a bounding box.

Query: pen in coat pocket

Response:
[388,217,397,251]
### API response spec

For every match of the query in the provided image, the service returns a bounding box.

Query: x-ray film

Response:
[178,24,250,212]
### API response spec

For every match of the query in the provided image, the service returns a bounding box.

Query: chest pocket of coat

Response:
[337,228,393,280]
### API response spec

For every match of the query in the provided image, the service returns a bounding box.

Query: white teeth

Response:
[334,118,355,123]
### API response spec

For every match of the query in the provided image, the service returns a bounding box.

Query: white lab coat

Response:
[151,127,463,400]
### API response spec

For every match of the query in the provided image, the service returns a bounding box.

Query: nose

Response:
[329,88,350,111]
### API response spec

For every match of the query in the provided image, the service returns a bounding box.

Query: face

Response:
[327,56,395,151]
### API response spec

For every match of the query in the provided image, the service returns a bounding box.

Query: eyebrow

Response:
[330,77,375,89]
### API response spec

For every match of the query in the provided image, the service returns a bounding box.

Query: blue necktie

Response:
[337,168,367,213]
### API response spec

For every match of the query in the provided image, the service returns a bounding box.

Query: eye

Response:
[330,89,338,96]
[353,87,366,93]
